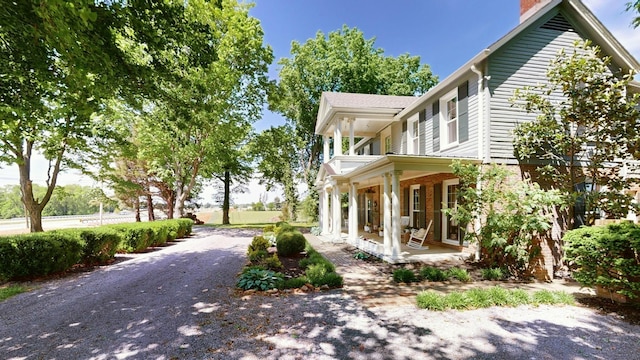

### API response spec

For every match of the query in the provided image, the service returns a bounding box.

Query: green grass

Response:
[416,286,575,311]
[0,285,28,301]
[201,211,315,228]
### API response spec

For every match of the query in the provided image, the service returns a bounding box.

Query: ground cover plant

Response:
[0,285,28,302]
[416,286,574,311]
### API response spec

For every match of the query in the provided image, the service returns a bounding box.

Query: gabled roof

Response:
[322,92,417,109]
[395,0,640,119]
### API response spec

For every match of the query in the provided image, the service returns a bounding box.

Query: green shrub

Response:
[274,221,295,235]
[299,252,334,272]
[420,266,448,281]
[353,251,370,260]
[261,254,283,270]
[564,222,640,299]
[263,225,275,233]
[305,263,343,287]
[446,268,472,282]
[443,291,469,310]
[277,276,309,289]
[481,267,505,281]
[58,228,121,264]
[236,268,283,291]
[507,289,531,306]
[393,268,417,283]
[248,249,268,263]
[0,233,83,280]
[276,230,306,257]
[248,236,270,254]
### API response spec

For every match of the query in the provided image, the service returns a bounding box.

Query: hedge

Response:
[0,219,194,281]
[564,221,640,299]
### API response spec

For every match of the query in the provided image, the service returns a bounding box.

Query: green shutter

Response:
[433,183,442,241]
[403,187,409,216]
[432,102,440,152]
[458,81,469,143]
[418,109,426,155]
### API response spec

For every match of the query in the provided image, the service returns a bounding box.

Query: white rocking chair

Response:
[407,220,433,250]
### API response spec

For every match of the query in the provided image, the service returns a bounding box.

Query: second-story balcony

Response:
[325,155,383,176]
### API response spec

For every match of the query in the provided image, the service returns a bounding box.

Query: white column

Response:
[391,171,402,259]
[322,186,330,234]
[332,184,342,241]
[323,135,330,163]
[349,118,355,156]
[349,182,359,243]
[383,173,392,256]
[333,119,343,157]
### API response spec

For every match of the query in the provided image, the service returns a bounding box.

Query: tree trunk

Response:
[222,170,230,225]
[146,193,155,221]
[134,197,141,222]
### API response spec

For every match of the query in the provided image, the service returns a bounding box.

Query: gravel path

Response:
[1,227,639,359]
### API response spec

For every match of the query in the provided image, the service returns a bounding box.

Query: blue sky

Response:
[1,0,638,207]
[251,0,640,131]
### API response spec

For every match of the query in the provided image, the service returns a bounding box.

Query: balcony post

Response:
[323,135,330,163]
[333,119,342,157]
[391,170,402,260]
[349,118,355,156]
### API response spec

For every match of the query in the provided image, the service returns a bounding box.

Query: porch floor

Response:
[321,229,471,263]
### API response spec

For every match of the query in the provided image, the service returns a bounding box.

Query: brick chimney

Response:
[520,0,552,23]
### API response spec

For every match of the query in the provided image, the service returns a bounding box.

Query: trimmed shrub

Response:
[0,233,83,280]
[55,228,121,264]
[393,268,417,283]
[248,236,270,254]
[261,254,283,270]
[420,266,448,281]
[236,268,283,291]
[248,249,268,263]
[276,230,306,257]
[263,225,275,233]
[564,222,640,299]
[109,219,192,253]
[305,263,343,287]
[274,221,295,235]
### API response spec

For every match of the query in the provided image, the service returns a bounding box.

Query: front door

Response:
[442,179,460,245]
[410,184,420,228]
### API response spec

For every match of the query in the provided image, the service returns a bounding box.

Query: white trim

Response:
[409,184,420,228]
[442,178,462,246]
[440,88,459,151]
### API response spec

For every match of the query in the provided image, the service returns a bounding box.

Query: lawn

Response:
[197,210,315,228]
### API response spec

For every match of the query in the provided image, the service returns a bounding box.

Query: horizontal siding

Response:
[391,122,402,154]
[424,74,479,158]
[488,9,584,161]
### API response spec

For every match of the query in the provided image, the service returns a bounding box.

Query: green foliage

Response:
[248,236,271,254]
[481,268,506,281]
[109,219,192,252]
[564,222,640,299]
[627,0,640,28]
[416,287,574,311]
[0,233,83,280]
[353,251,370,260]
[420,266,448,282]
[54,228,121,264]
[263,225,275,233]
[305,263,343,287]
[236,268,283,291]
[276,230,306,257]
[446,268,472,282]
[272,25,438,186]
[301,191,320,223]
[393,268,418,283]
[448,161,562,277]
[0,285,28,302]
[261,254,283,271]
[511,40,640,228]
[299,250,334,272]
[248,249,268,263]
[276,276,309,290]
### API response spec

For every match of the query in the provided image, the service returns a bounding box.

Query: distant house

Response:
[314,0,640,278]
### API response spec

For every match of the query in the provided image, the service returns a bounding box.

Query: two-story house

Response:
[314,0,640,278]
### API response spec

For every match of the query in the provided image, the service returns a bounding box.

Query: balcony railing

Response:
[326,155,382,175]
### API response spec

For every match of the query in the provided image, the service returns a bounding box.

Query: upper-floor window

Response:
[385,135,392,154]
[440,88,458,148]
[409,118,419,154]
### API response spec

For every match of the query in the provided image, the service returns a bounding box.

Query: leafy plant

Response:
[481,267,506,281]
[248,236,271,254]
[310,226,322,236]
[276,230,306,257]
[276,276,308,289]
[248,249,268,263]
[236,268,283,291]
[261,254,283,270]
[420,266,448,281]
[353,251,370,260]
[564,222,640,299]
[446,268,472,282]
[393,268,417,283]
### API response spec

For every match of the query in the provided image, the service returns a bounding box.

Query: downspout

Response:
[470,64,484,261]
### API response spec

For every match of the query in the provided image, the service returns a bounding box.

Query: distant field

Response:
[198,210,282,225]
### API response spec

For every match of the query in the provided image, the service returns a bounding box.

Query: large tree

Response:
[271,25,439,184]
[628,1,640,27]
[0,0,132,231]
[512,40,640,230]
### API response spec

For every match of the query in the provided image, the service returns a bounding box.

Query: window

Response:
[410,185,420,227]
[440,88,458,148]
[385,135,392,154]
[409,118,419,154]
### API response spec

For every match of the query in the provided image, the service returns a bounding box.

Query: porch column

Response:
[391,170,402,259]
[323,135,330,162]
[349,182,359,243]
[383,173,392,256]
[322,185,330,235]
[348,118,355,156]
[333,119,343,157]
[332,183,342,242]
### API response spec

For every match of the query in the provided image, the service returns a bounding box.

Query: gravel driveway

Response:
[1,227,639,359]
